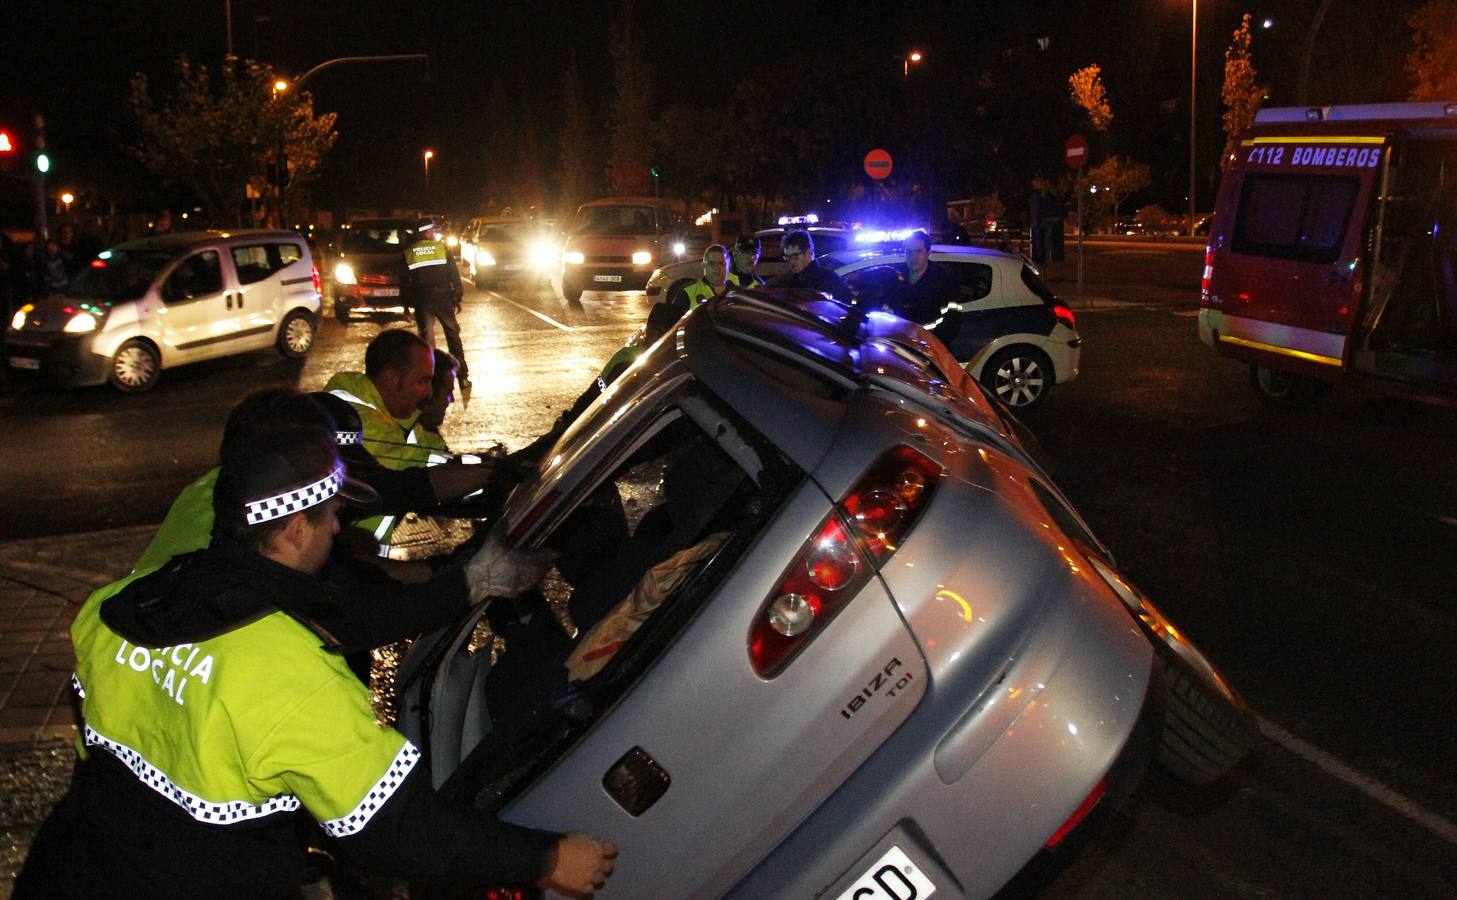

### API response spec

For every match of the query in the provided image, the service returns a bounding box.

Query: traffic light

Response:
[0,129,14,172]
[0,131,13,153]
[36,152,50,174]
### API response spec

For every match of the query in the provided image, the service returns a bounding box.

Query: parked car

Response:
[1199,100,1457,409]
[328,218,413,322]
[394,288,1251,898]
[825,244,1081,411]
[4,230,320,392]
[460,216,558,290]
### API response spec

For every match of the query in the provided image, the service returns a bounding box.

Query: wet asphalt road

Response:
[2,243,1456,897]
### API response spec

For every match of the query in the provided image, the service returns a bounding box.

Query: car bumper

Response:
[563,264,653,291]
[333,284,406,312]
[3,330,109,386]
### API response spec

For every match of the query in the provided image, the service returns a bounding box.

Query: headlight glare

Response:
[334,262,356,285]
[475,250,496,267]
[564,251,585,265]
[530,241,558,269]
[672,242,686,257]
[631,250,652,266]
[10,304,32,331]
[64,312,98,334]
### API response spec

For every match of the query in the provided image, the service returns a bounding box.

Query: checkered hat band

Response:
[243,463,344,526]
[336,430,363,446]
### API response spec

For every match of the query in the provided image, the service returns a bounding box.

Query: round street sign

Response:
[864,148,893,180]
[1065,134,1089,170]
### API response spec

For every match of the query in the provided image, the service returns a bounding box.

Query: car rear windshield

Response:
[343,222,411,253]
[67,250,176,301]
[1231,173,1359,264]
[1020,263,1058,304]
[573,206,658,236]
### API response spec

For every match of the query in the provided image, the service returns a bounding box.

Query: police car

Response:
[829,244,1080,411]
[643,217,862,303]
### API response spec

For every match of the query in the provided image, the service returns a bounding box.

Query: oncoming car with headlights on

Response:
[559,197,702,302]
[461,216,558,290]
[328,218,414,323]
[5,230,320,392]
[392,288,1252,898]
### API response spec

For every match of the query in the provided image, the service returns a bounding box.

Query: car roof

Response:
[821,244,1023,269]
[112,230,303,253]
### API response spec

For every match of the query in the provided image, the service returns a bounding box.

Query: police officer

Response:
[404,218,470,388]
[667,244,732,314]
[729,234,765,287]
[892,229,957,326]
[765,230,853,302]
[17,389,617,899]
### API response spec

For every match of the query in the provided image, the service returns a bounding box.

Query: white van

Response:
[5,230,321,392]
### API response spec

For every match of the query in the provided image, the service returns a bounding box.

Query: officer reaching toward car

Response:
[16,388,617,899]
[765,230,853,303]
[404,218,470,390]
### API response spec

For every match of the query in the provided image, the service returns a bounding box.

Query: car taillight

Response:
[749,446,943,678]
[1200,244,1214,303]
[1045,777,1106,848]
[1052,303,1077,329]
[311,265,321,297]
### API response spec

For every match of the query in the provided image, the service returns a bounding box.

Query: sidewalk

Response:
[0,526,155,746]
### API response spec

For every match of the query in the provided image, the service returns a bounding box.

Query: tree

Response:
[1405,0,1457,100]
[128,55,336,227]
[606,8,652,196]
[1084,156,1151,229]
[1222,14,1264,165]
[1068,65,1113,133]
[559,55,598,214]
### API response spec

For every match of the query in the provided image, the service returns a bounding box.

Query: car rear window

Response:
[1232,173,1359,264]
[231,243,303,285]
[343,223,411,253]
[1020,263,1058,304]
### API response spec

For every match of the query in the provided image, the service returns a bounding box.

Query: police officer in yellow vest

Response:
[404,218,469,388]
[667,243,732,314]
[16,389,617,898]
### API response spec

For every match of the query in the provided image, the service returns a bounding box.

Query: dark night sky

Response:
[0,0,1426,220]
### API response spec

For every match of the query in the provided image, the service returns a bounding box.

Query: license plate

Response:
[8,356,40,370]
[593,274,624,283]
[836,846,937,900]
[368,288,400,297]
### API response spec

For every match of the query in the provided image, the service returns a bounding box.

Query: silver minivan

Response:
[4,229,321,392]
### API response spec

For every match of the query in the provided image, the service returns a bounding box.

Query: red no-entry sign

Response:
[864,148,893,180]
[1065,134,1088,170]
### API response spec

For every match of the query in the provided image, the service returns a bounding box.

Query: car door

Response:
[155,247,238,362]
[230,241,312,349]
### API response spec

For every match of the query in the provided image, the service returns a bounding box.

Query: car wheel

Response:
[980,345,1053,411]
[561,279,583,303]
[1248,364,1331,409]
[109,339,160,393]
[276,309,316,359]
[1151,644,1256,787]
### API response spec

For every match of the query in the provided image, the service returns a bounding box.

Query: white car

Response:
[5,230,321,392]
[644,225,863,303]
[825,244,1082,411]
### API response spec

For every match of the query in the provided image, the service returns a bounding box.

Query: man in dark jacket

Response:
[16,389,616,899]
[891,229,957,326]
[404,218,470,388]
[765,230,853,303]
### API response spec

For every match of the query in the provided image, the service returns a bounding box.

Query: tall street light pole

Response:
[423,149,434,203]
[903,50,923,79]
[1189,0,1198,236]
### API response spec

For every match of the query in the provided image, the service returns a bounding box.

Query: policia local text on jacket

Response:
[404,222,469,383]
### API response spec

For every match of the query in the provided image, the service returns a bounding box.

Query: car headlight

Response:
[672,242,686,258]
[334,262,356,285]
[530,240,558,269]
[446,235,459,247]
[475,250,496,267]
[564,250,585,265]
[632,250,652,266]
[64,312,98,334]
[10,304,33,331]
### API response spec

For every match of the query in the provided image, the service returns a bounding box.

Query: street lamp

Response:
[60,192,74,212]
[423,149,434,191]
[273,79,289,95]
[1188,0,1197,236]
[903,50,924,79]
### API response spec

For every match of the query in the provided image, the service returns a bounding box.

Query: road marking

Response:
[1254,712,1457,845]
[487,292,576,332]
[1173,309,1201,317]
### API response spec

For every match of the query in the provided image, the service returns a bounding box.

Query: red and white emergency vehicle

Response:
[1199,101,1457,407]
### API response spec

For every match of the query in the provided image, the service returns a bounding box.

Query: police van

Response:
[1198,100,1457,408]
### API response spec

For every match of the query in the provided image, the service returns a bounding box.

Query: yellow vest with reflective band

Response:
[404,238,450,271]
[70,573,416,837]
[680,278,720,310]
[324,372,430,554]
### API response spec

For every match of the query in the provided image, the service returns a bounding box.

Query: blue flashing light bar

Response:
[777,214,820,226]
[854,227,923,244]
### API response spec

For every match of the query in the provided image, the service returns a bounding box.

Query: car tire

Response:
[109,339,160,393]
[1249,364,1331,409]
[561,279,584,303]
[980,345,1053,411]
[276,309,316,359]
[1152,645,1256,787]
